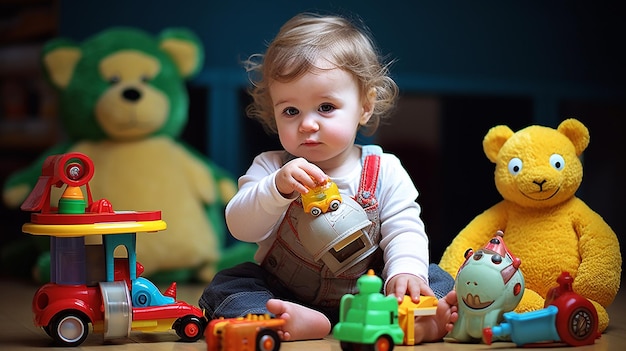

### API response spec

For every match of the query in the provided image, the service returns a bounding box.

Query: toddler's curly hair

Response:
[244,12,398,136]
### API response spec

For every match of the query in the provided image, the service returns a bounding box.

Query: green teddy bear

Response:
[2,27,254,283]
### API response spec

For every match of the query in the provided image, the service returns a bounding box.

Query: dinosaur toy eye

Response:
[550,154,565,171]
[491,254,502,264]
[473,250,484,260]
[508,158,523,176]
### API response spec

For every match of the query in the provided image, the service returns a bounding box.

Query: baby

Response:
[199,12,458,342]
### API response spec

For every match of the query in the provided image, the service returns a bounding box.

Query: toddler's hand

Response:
[275,158,327,197]
[387,273,434,303]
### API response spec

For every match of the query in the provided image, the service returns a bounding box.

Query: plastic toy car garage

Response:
[20,152,206,347]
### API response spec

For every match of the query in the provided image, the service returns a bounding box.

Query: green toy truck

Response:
[333,269,438,350]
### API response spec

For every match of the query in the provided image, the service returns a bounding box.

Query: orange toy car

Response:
[205,314,285,351]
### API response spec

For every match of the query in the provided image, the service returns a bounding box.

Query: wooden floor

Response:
[1,278,623,351]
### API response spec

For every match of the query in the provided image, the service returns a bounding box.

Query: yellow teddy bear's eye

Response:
[508,157,523,176]
[550,154,565,171]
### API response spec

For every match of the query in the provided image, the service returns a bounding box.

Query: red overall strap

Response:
[357,152,381,207]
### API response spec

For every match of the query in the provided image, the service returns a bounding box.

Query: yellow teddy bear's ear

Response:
[557,118,590,156]
[483,125,514,163]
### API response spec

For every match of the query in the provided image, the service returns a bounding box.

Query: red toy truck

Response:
[21,153,206,346]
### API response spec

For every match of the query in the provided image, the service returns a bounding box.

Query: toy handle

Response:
[20,174,53,212]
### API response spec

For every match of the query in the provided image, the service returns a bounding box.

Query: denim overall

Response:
[261,145,384,308]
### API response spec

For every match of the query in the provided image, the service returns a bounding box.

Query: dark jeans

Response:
[198,262,454,325]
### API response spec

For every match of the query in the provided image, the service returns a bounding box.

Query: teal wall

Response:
[59,0,625,173]
[60,0,623,92]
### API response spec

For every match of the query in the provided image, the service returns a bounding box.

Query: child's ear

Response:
[360,87,377,125]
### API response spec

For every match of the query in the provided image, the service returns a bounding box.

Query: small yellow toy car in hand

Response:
[302,178,342,216]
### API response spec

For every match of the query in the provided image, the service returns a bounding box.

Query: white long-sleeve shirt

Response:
[225,146,430,285]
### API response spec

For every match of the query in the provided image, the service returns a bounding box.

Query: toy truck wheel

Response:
[311,207,322,216]
[329,200,341,211]
[339,336,394,351]
[555,306,598,346]
[48,311,90,347]
[256,328,281,351]
[339,341,355,351]
[174,315,204,342]
[371,335,394,351]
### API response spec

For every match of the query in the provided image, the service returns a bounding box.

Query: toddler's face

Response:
[270,63,372,169]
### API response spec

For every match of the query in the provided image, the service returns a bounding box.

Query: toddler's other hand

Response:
[387,273,434,303]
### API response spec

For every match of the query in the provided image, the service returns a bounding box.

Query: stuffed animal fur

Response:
[2,27,253,282]
[439,118,621,333]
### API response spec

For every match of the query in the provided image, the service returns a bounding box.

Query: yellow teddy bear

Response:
[439,118,621,333]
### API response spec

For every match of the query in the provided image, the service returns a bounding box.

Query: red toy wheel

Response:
[174,315,204,342]
[555,304,598,346]
[56,153,94,187]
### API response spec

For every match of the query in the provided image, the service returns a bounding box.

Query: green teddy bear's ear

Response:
[158,28,204,78]
[41,38,82,89]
